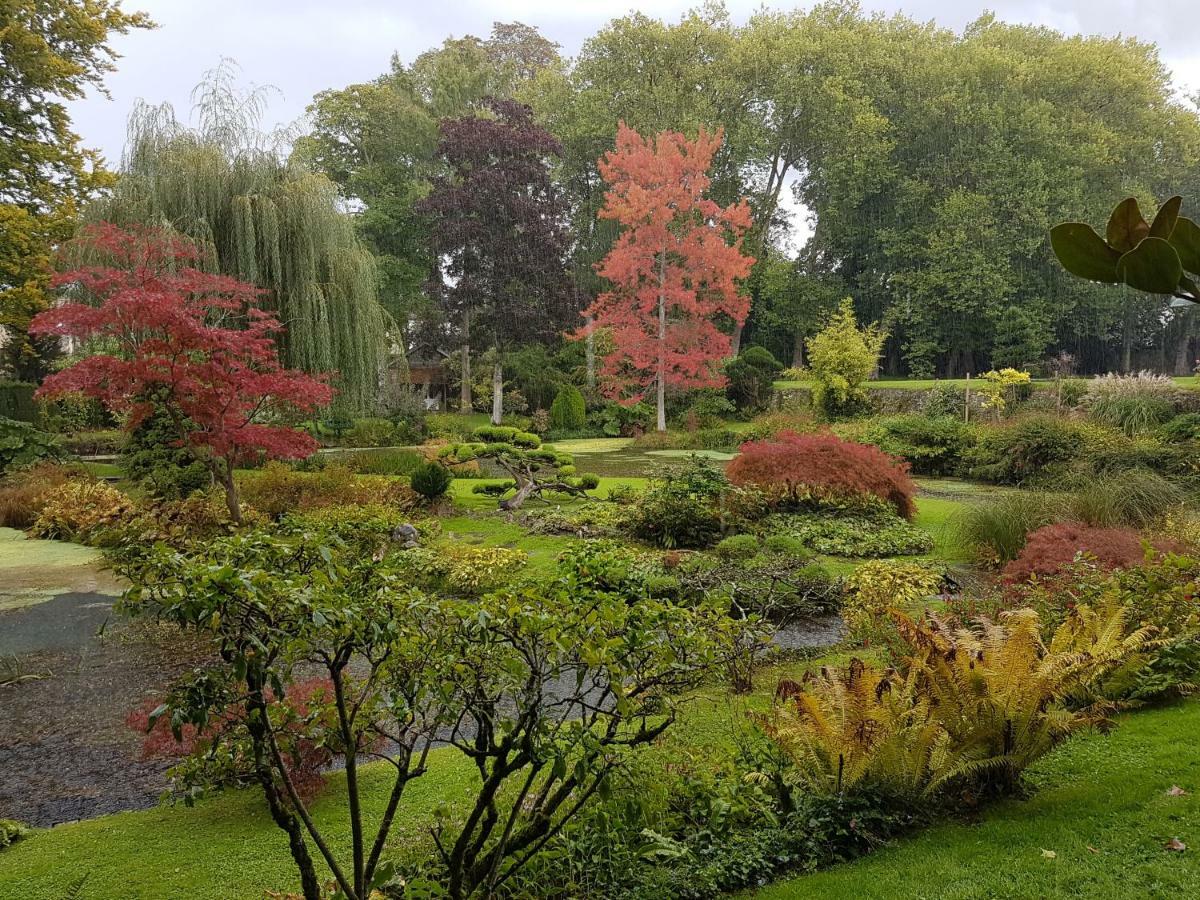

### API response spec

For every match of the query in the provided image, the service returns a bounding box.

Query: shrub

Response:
[623,458,728,549]
[589,400,654,437]
[865,415,975,476]
[59,428,124,455]
[728,431,917,520]
[807,299,886,420]
[0,416,65,474]
[919,382,964,418]
[238,462,415,518]
[1069,470,1185,530]
[1002,522,1179,584]
[1159,412,1200,443]
[966,416,1085,484]
[842,560,944,638]
[976,368,1031,419]
[339,447,424,476]
[725,346,783,414]
[548,384,587,431]
[0,819,30,850]
[715,533,760,560]
[1084,372,1178,435]
[121,404,211,499]
[0,462,88,528]
[410,460,453,500]
[31,479,135,543]
[759,607,1136,799]
[761,533,810,557]
[956,492,1065,565]
[771,510,934,558]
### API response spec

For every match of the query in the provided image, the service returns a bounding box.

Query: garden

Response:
[3,3,1200,899]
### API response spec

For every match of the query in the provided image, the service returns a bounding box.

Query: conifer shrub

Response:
[548,383,587,431]
[727,431,917,519]
[865,414,976,476]
[409,460,454,500]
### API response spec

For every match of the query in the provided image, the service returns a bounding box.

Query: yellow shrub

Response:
[32,479,135,543]
[843,560,944,637]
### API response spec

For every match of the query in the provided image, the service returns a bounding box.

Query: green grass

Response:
[4,676,1197,899]
[752,700,1200,899]
[80,461,122,478]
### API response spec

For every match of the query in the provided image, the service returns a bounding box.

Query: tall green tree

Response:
[88,62,388,411]
[0,0,151,380]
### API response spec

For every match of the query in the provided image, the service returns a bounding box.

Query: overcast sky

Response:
[69,0,1200,171]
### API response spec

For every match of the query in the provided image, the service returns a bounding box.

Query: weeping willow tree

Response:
[86,61,391,412]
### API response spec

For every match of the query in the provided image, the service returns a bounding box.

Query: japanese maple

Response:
[727,430,917,520]
[30,224,333,523]
[581,123,754,431]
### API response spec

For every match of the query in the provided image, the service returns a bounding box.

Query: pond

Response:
[548,438,736,479]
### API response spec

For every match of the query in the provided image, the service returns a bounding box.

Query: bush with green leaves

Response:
[724,346,783,414]
[623,457,729,549]
[0,416,65,474]
[0,818,30,850]
[1159,413,1200,443]
[548,383,587,431]
[440,426,597,509]
[589,400,655,437]
[767,509,934,558]
[121,403,211,499]
[1069,469,1186,530]
[1084,372,1178,436]
[807,298,886,420]
[965,416,1086,484]
[118,533,735,900]
[409,460,453,500]
[865,415,976,476]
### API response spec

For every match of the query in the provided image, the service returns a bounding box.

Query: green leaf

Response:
[1150,195,1183,239]
[1116,237,1183,294]
[1050,223,1120,283]
[1107,197,1150,252]
[1169,216,1200,276]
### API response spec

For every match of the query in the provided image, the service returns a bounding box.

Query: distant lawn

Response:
[776,375,1200,392]
[751,699,1200,899]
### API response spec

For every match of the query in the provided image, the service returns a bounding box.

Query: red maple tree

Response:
[30,224,334,523]
[581,123,754,431]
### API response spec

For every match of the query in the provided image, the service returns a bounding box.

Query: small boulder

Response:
[391,523,420,548]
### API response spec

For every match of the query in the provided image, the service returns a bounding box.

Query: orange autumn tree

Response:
[581,123,754,432]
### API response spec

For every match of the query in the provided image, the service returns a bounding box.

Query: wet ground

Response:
[0,529,210,827]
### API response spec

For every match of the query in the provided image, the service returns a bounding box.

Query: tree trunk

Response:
[730,322,744,358]
[585,314,596,389]
[215,460,242,526]
[791,332,805,369]
[460,310,472,413]
[656,253,667,433]
[491,360,503,426]
[1174,313,1194,375]
[498,478,537,511]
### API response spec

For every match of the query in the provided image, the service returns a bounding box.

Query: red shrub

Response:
[125,677,339,801]
[726,430,917,519]
[1002,522,1183,584]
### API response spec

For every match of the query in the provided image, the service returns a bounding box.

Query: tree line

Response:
[5,1,1200,416]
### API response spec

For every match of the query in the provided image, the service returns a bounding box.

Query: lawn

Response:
[3,681,1196,899]
[752,700,1200,899]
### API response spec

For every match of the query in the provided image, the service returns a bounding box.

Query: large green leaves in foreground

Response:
[1051,196,1200,303]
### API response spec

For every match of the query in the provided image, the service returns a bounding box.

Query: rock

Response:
[391,523,420,545]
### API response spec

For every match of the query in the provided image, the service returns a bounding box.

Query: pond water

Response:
[549,438,736,479]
